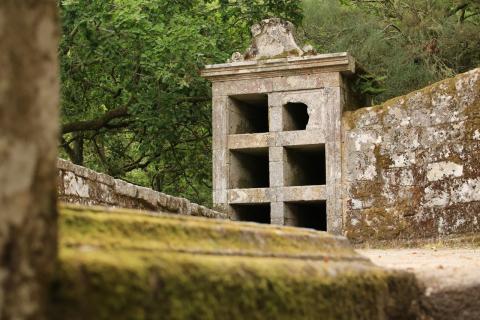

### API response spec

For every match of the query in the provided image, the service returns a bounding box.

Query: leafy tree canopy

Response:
[302,0,480,102]
[59,0,302,205]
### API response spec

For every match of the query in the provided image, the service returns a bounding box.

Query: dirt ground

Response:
[359,248,480,319]
[358,248,480,291]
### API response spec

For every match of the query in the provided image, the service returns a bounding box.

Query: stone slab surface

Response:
[50,204,422,320]
[359,248,480,320]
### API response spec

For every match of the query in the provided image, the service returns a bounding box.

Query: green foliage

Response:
[301,0,480,103]
[59,0,479,207]
[354,74,387,96]
[59,0,302,205]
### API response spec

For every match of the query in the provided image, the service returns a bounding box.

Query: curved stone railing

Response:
[57,158,227,219]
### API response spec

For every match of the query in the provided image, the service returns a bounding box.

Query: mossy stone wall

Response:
[343,68,480,243]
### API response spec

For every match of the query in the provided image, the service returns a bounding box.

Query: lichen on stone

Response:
[343,68,480,243]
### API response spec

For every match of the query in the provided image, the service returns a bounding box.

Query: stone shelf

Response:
[228,188,272,204]
[227,186,326,204]
[227,130,325,150]
[228,133,271,150]
[276,130,325,147]
[278,185,326,202]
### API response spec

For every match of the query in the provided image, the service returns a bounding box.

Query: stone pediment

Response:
[230,18,315,62]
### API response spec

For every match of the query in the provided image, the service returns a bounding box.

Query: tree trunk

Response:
[72,132,84,165]
[0,1,59,319]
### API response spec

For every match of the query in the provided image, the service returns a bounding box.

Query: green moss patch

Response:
[51,204,421,319]
[60,205,358,259]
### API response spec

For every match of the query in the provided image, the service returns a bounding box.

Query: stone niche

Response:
[202,18,367,234]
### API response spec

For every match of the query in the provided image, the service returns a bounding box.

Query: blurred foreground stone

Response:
[50,204,421,320]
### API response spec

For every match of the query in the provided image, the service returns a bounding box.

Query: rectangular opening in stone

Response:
[284,144,326,186]
[231,203,271,224]
[228,94,269,134]
[229,148,269,189]
[283,102,309,131]
[285,201,327,231]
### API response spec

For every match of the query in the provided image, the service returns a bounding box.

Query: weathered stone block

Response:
[388,151,416,168]
[213,189,227,204]
[228,188,272,204]
[64,171,90,198]
[114,179,137,198]
[269,161,284,187]
[212,148,228,191]
[420,122,465,146]
[166,195,181,212]
[382,127,421,153]
[426,161,464,182]
[212,96,228,148]
[382,168,415,186]
[269,146,284,162]
[345,151,378,182]
[268,105,282,132]
[212,78,273,96]
[137,187,160,208]
[270,201,284,225]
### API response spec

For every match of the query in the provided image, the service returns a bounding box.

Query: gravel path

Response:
[358,248,480,320]
[358,248,480,291]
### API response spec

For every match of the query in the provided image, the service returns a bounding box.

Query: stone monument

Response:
[201,18,367,234]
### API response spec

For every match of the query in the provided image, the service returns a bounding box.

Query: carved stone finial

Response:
[302,44,317,56]
[229,52,245,63]
[243,18,303,61]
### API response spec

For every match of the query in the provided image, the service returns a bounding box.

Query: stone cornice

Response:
[201,52,356,82]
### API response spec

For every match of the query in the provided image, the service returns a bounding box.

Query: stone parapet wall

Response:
[57,159,227,219]
[343,68,480,243]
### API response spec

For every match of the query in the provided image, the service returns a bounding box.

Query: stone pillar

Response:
[0,1,60,319]
[202,18,366,234]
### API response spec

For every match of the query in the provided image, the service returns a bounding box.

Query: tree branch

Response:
[60,137,76,162]
[62,105,129,134]
[61,95,208,136]
[448,3,469,17]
